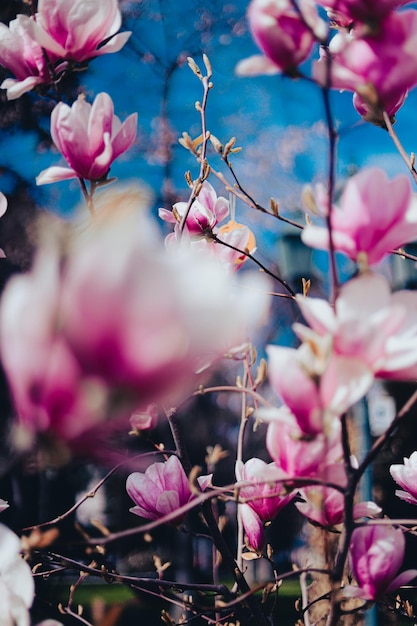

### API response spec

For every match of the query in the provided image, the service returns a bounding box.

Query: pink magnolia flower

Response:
[266,341,373,435]
[60,194,269,391]
[129,404,158,433]
[236,0,326,76]
[266,408,343,481]
[236,458,294,522]
[0,16,52,100]
[0,237,107,442]
[302,168,417,266]
[239,503,266,552]
[216,220,257,269]
[37,93,137,184]
[166,217,257,271]
[25,0,131,63]
[315,0,412,25]
[314,11,417,122]
[0,187,270,444]
[390,451,417,505]
[236,458,294,552]
[348,525,417,600]
[295,273,417,381]
[159,182,229,237]
[296,462,381,527]
[126,456,211,524]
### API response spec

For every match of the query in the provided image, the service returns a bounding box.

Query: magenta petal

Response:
[111,113,138,160]
[240,504,265,552]
[386,569,417,593]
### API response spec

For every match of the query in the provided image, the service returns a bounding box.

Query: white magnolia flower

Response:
[0,524,34,626]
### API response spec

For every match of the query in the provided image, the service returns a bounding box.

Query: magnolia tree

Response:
[1,0,417,625]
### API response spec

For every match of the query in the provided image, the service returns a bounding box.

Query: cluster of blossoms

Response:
[0,187,269,444]
[0,0,131,99]
[3,0,417,624]
[159,181,257,270]
[238,0,417,123]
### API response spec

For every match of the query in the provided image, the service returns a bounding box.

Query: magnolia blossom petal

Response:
[36,166,78,185]
[1,76,44,100]
[320,354,374,416]
[111,113,138,160]
[386,569,417,593]
[93,31,132,56]
[240,503,265,552]
[0,194,7,219]
[235,54,280,76]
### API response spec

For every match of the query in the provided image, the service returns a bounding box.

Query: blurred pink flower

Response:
[296,272,417,381]
[129,404,158,432]
[315,0,412,25]
[236,0,326,76]
[159,182,229,237]
[348,525,417,600]
[0,16,52,100]
[390,451,417,506]
[37,93,137,184]
[0,189,270,444]
[25,0,131,63]
[0,238,107,442]
[302,168,417,266]
[126,455,211,524]
[314,11,417,122]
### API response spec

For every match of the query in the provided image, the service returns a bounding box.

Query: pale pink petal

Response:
[235,55,280,76]
[93,31,132,56]
[36,166,78,185]
[320,354,374,415]
[1,76,44,100]
[240,504,265,552]
[0,194,7,219]
[386,569,417,593]
[111,113,138,160]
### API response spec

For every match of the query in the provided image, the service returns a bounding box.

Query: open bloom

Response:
[266,408,343,481]
[236,458,294,552]
[302,168,417,266]
[348,525,417,600]
[37,93,137,184]
[237,0,326,76]
[0,16,52,100]
[314,11,417,122]
[0,187,270,444]
[266,339,373,436]
[24,0,131,63]
[296,272,417,381]
[390,451,417,505]
[159,182,229,237]
[126,456,211,524]
[236,459,294,521]
[0,524,34,626]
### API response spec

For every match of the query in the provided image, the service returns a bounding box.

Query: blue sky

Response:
[1,0,417,239]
